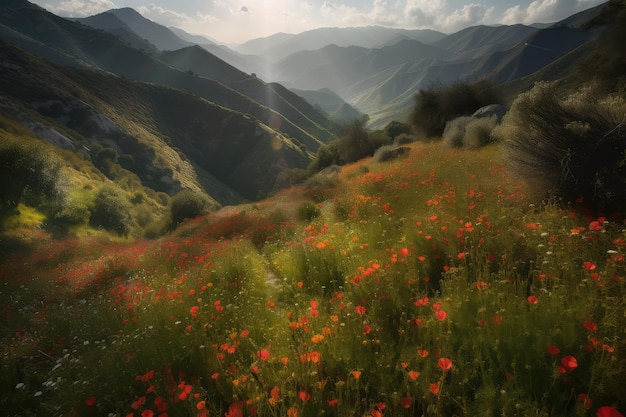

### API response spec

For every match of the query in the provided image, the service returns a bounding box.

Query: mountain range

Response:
[0,0,613,211]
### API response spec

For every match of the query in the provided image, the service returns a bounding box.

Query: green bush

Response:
[298,201,321,222]
[309,118,392,173]
[0,139,64,216]
[500,82,626,213]
[169,189,209,226]
[409,79,502,139]
[90,186,133,236]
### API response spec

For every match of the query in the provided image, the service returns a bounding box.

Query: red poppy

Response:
[584,261,597,271]
[299,391,311,403]
[435,310,447,321]
[256,349,270,361]
[527,295,539,304]
[355,305,366,315]
[400,396,413,409]
[547,344,560,355]
[141,410,154,417]
[408,370,420,381]
[438,357,453,371]
[475,281,488,290]
[583,319,598,332]
[327,399,338,407]
[597,406,625,417]
[429,383,440,395]
[85,396,96,407]
[561,355,578,371]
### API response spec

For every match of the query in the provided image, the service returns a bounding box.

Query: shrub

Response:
[169,189,210,226]
[0,140,64,216]
[442,116,471,148]
[409,79,502,139]
[383,120,412,140]
[298,201,321,222]
[442,116,498,149]
[501,82,626,213]
[90,186,133,236]
[373,145,410,163]
[393,133,416,145]
[463,115,497,149]
[310,118,392,173]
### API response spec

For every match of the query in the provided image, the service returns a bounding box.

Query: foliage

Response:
[89,186,133,236]
[384,120,412,140]
[442,115,498,149]
[169,189,211,227]
[409,79,502,139]
[298,201,321,222]
[393,132,417,145]
[309,117,391,173]
[498,81,626,213]
[372,145,410,163]
[0,139,64,217]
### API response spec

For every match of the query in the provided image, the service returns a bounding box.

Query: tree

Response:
[169,189,209,227]
[0,140,63,215]
[409,80,502,138]
[90,186,133,236]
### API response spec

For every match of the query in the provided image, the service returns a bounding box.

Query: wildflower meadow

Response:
[1,142,624,417]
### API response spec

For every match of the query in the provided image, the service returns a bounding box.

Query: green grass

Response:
[1,142,624,417]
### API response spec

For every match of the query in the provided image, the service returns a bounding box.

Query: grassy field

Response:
[1,141,624,417]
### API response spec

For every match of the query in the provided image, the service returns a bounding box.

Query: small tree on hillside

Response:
[0,140,64,215]
[169,189,209,227]
[90,186,133,236]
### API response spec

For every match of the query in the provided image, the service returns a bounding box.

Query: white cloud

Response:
[404,0,447,26]
[443,4,495,32]
[136,4,217,28]
[40,0,115,17]
[502,0,602,24]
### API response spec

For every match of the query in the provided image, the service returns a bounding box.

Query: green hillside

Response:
[0,41,311,238]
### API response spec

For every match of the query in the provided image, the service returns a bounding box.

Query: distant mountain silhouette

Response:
[233,26,446,61]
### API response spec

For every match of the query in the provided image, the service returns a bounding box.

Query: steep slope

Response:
[432,24,539,60]
[160,45,250,82]
[74,12,159,54]
[168,26,217,45]
[105,7,191,51]
[0,41,309,203]
[159,45,340,147]
[0,0,336,151]
[290,88,364,124]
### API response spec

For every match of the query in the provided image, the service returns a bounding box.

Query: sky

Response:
[31,0,607,44]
